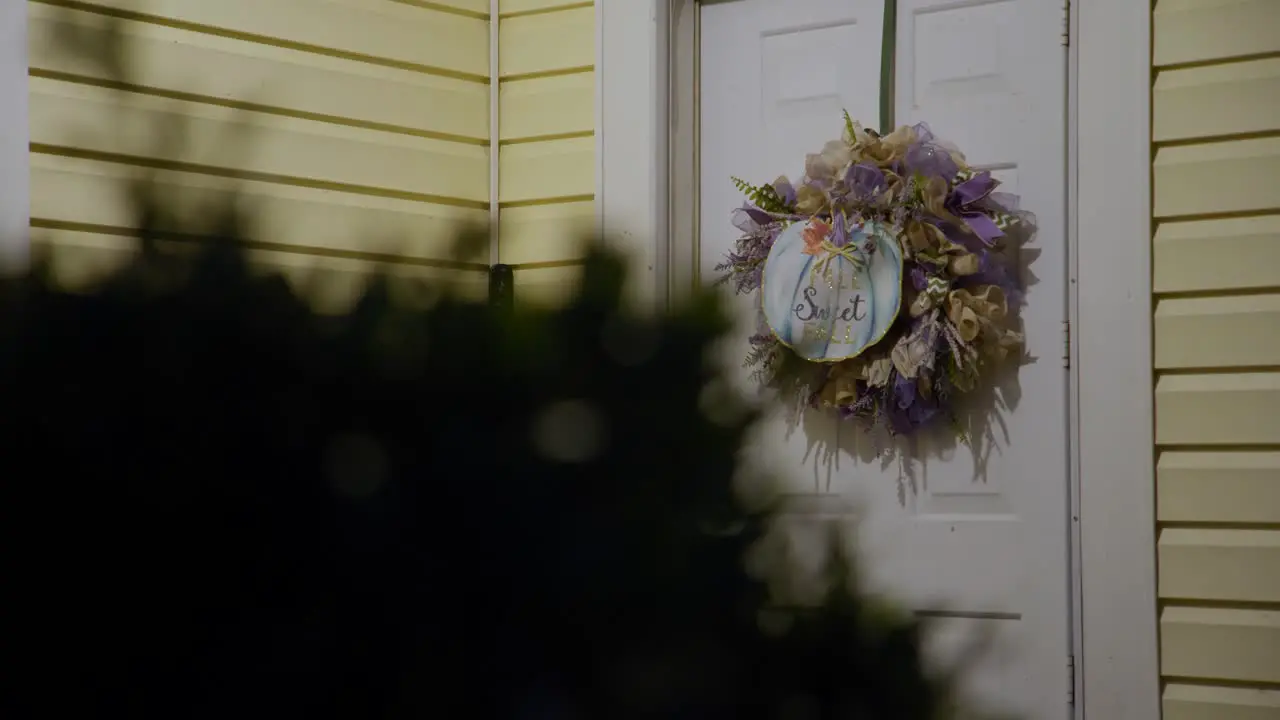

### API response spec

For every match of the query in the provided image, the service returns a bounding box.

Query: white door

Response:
[699,1,1070,718]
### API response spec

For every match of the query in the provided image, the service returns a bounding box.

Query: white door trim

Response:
[596,0,663,309]
[1,0,29,270]
[595,0,701,311]
[597,1,1161,717]
[1072,1,1161,718]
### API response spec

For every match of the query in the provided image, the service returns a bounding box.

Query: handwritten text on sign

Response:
[761,221,904,362]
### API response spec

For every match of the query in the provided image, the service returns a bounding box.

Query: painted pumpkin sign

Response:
[761,216,903,362]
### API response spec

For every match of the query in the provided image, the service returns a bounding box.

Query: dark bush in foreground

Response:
[2,226,977,718]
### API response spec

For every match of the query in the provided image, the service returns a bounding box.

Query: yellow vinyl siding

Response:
[28,0,491,307]
[1152,1,1280,717]
[45,0,490,80]
[497,201,593,265]
[500,71,593,143]
[393,0,489,19]
[1158,452,1280,524]
[1154,216,1280,294]
[497,0,594,304]
[498,3,593,78]
[1152,0,1280,68]
[497,0,590,18]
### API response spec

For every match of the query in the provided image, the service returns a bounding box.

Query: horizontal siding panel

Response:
[31,229,488,311]
[28,228,171,291]
[379,0,488,17]
[1154,137,1280,218]
[1163,683,1280,720]
[30,229,137,290]
[1153,0,1280,68]
[500,72,594,140]
[499,201,593,264]
[499,5,593,77]
[1155,294,1280,368]
[1159,529,1280,602]
[1155,372,1280,445]
[499,136,594,203]
[30,154,485,261]
[500,0,588,15]
[1153,216,1280,294]
[1154,58,1280,142]
[1153,1,1280,700]
[512,265,583,306]
[496,2,594,280]
[1161,606,1280,684]
[28,4,489,142]
[53,0,490,79]
[1159,451,1280,523]
[30,76,489,204]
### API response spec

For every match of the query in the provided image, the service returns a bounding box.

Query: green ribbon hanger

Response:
[879,0,898,136]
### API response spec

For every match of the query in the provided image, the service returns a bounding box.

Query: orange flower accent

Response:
[801,219,830,256]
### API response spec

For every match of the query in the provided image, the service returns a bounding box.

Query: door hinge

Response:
[1062,320,1071,369]
[1067,654,1077,705]
[1061,0,1071,47]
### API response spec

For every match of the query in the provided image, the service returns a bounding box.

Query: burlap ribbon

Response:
[819,354,894,407]
[795,185,828,216]
[848,123,916,168]
[920,175,967,231]
[891,318,936,380]
[901,217,982,318]
[944,285,1023,360]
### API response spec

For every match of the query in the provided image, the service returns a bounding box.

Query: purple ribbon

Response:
[732,205,773,231]
[947,171,1004,246]
[845,162,886,200]
[773,177,797,207]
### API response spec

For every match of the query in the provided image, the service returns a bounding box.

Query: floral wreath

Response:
[716,113,1032,443]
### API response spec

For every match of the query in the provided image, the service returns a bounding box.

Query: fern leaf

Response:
[731,176,793,215]
[842,109,858,142]
[730,176,761,199]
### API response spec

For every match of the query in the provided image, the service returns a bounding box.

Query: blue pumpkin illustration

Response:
[761,217,904,362]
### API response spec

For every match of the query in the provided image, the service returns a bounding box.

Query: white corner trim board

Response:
[1074,1,1161,718]
[0,0,29,270]
[597,0,663,309]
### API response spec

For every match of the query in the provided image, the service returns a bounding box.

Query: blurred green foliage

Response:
[2,211,993,718]
[2,9,1004,717]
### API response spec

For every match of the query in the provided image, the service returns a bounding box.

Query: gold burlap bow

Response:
[901,218,978,272]
[795,185,828,215]
[819,355,894,407]
[921,175,966,230]
[850,123,917,168]
[944,285,1022,361]
[902,218,945,255]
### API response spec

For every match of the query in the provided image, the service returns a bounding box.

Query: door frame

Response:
[0,0,28,270]
[596,1,1160,717]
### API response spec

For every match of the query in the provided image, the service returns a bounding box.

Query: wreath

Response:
[716,113,1032,443]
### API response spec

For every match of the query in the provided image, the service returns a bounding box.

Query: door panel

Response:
[699,0,1070,717]
[700,0,885,500]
